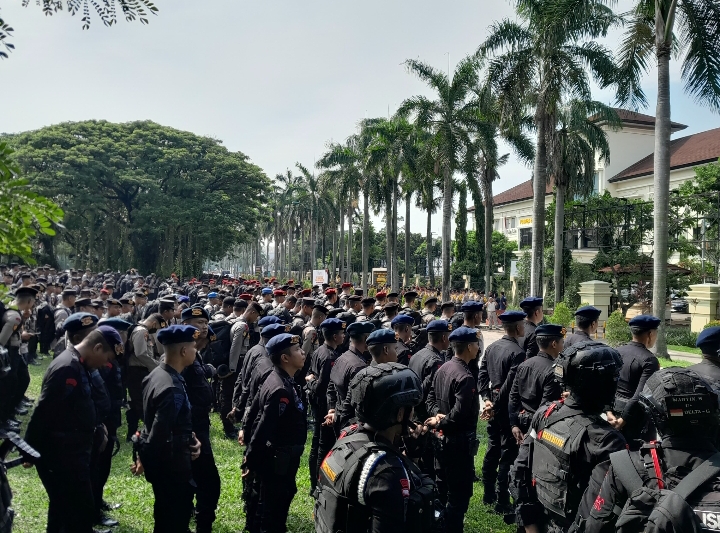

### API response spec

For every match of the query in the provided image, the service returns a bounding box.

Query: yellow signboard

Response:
[376,273,387,285]
[520,217,532,225]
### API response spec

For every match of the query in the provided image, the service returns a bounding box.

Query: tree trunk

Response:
[347,203,353,284]
[652,11,673,358]
[274,218,279,277]
[530,118,548,296]
[482,171,493,294]
[441,165,452,301]
[553,186,566,305]
[339,209,346,282]
[289,222,294,280]
[405,191,411,286]
[331,222,337,282]
[362,187,369,293]
[427,208,434,287]
[392,180,399,290]
[385,198,390,288]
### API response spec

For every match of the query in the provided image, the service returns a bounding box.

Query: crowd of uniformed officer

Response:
[5,262,720,533]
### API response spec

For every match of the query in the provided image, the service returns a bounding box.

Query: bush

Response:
[703,320,720,330]
[605,310,631,345]
[548,302,574,327]
[666,328,698,347]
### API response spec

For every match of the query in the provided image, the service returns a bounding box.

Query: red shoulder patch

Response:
[279,397,290,405]
[400,478,410,497]
[65,378,77,387]
[593,495,605,511]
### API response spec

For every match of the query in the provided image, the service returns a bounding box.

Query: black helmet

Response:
[554,341,622,408]
[349,363,422,430]
[640,367,719,439]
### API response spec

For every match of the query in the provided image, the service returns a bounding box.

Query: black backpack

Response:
[611,447,720,533]
[208,320,233,366]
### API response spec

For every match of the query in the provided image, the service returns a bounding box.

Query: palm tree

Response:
[548,100,619,303]
[479,0,621,295]
[399,56,487,301]
[415,159,442,287]
[616,0,720,356]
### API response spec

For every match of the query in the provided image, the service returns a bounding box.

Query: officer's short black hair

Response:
[270,347,293,366]
[463,310,481,322]
[223,296,236,307]
[577,316,596,330]
[502,321,522,335]
[159,301,175,313]
[537,336,560,349]
[234,300,248,310]
[428,331,448,344]
[367,344,388,360]
[451,341,471,355]
[630,326,654,337]
[72,326,100,347]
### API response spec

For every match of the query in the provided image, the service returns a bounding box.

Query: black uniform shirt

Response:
[233,343,267,410]
[614,341,659,422]
[427,356,479,435]
[395,340,412,366]
[25,347,96,467]
[564,330,592,348]
[521,319,540,359]
[408,344,444,423]
[689,358,720,390]
[307,343,341,416]
[245,366,307,472]
[141,362,194,480]
[327,347,370,419]
[182,349,215,454]
[99,359,124,430]
[478,335,526,412]
[508,351,562,429]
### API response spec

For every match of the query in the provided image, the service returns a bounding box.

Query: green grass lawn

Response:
[659,358,693,368]
[9,359,513,533]
[667,344,702,355]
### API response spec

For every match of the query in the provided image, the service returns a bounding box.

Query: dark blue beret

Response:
[628,314,661,330]
[498,310,526,323]
[347,321,375,336]
[97,325,125,356]
[97,317,133,331]
[320,318,346,332]
[696,326,720,352]
[266,333,300,356]
[157,325,199,345]
[181,306,210,321]
[460,301,483,312]
[258,316,282,328]
[366,329,397,346]
[261,323,291,338]
[390,315,414,327]
[427,319,452,332]
[520,297,543,309]
[63,312,98,333]
[575,305,601,320]
[449,326,481,343]
[536,324,566,337]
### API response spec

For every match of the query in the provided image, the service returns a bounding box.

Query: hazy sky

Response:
[3,0,719,236]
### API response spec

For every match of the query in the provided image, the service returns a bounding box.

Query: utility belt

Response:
[517,410,535,434]
[436,430,479,456]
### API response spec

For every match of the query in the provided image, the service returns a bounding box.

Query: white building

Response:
[470,109,720,262]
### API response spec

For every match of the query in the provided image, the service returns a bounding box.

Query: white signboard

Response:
[510,260,518,280]
[313,270,328,285]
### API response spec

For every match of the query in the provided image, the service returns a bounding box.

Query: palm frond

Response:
[677,0,720,111]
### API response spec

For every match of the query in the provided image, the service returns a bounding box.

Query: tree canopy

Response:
[5,120,270,276]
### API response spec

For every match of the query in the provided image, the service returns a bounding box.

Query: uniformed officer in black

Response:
[608,314,660,444]
[181,306,221,533]
[425,326,482,533]
[564,305,601,348]
[407,319,451,479]
[315,363,436,533]
[132,325,202,533]
[365,328,399,365]
[511,341,626,533]
[689,326,720,391]
[325,321,375,435]
[519,297,544,359]
[391,314,414,365]
[25,326,124,533]
[574,367,720,533]
[478,310,526,513]
[305,318,346,493]
[244,333,307,533]
[508,324,564,446]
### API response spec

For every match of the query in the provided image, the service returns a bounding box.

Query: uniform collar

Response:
[537,351,555,361]
[160,362,182,378]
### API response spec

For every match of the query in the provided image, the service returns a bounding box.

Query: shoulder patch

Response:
[400,478,410,498]
[538,429,566,449]
[279,396,290,415]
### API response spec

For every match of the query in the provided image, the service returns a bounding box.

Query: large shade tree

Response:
[479,0,622,296]
[616,0,720,356]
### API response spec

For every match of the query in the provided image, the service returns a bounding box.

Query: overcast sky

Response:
[3,0,719,236]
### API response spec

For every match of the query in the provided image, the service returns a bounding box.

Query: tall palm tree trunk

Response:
[300,221,305,281]
[288,225,294,281]
[530,118,548,296]
[362,189,369,293]
[482,172,493,293]
[441,165,452,301]
[339,213,346,282]
[347,204,354,283]
[331,223,337,282]
[553,185,566,305]
[385,190,393,289]
[427,209,434,286]
[652,14,673,358]
[392,181,399,290]
[405,191,411,286]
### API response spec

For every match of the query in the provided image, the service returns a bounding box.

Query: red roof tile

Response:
[610,127,720,182]
[491,179,553,206]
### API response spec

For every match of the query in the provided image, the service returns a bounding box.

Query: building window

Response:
[505,217,516,229]
[593,171,600,193]
[494,219,501,231]
[519,228,532,248]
